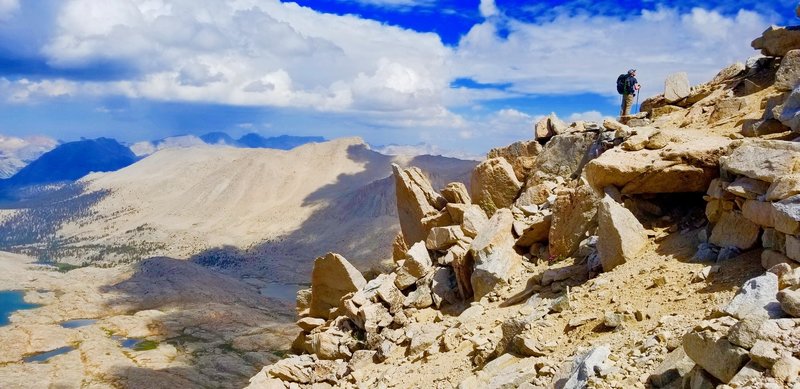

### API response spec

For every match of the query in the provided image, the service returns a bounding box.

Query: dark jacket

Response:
[624,76,638,95]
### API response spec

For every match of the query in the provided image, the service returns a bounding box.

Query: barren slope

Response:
[36,137,475,273]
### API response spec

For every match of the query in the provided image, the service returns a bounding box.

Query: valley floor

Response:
[0,251,297,389]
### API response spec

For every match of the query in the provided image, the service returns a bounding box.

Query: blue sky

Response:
[0,0,794,156]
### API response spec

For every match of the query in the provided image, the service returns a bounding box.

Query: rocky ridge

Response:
[247,23,800,389]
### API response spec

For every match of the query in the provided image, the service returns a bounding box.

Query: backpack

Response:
[616,74,630,94]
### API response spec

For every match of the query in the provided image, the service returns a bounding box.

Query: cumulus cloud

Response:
[39,0,451,116]
[341,0,435,8]
[130,135,212,156]
[566,110,611,122]
[454,7,770,97]
[0,1,780,154]
[479,0,498,18]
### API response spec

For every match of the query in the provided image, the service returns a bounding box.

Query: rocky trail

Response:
[247,22,800,389]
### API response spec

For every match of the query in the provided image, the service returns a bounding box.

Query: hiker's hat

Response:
[628,69,636,74]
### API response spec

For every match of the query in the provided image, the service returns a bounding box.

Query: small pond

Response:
[259,282,306,302]
[23,346,76,363]
[112,336,159,351]
[0,290,39,326]
[60,319,98,328]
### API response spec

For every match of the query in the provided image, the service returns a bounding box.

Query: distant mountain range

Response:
[1,138,137,189]
[0,135,59,179]
[0,133,327,197]
[132,133,326,156]
[0,137,477,277]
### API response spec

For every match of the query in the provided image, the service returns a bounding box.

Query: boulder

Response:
[721,140,800,183]
[487,141,542,182]
[557,345,611,389]
[469,208,521,300]
[441,241,472,296]
[726,177,770,199]
[682,329,750,383]
[766,174,800,201]
[742,119,790,138]
[515,182,554,207]
[585,133,731,194]
[664,72,691,103]
[648,346,695,388]
[741,200,774,227]
[751,25,800,57]
[527,131,599,187]
[431,266,458,308]
[441,182,471,204]
[393,164,447,246]
[772,356,800,384]
[773,195,800,235]
[777,87,800,132]
[470,157,522,216]
[709,211,761,250]
[762,228,787,252]
[645,130,670,150]
[749,340,790,369]
[596,195,648,272]
[776,50,800,91]
[425,226,465,250]
[309,329,351,360]
[267,355,315,383]
[722,273,785,320]
[461,204,489,238]
[402,241,432,279]
[728,361,766,388]
[549,185,599,258]
[406,323,444,356]
[391,233,407,263]
[514,213,552,247]
[710,97,746,123]
[777,288,800,317]
[727,317,765,350]
[309,253,367,319]
[297,317,326,332]
[710,62,746,85]
[534,113,567,141]
[762,250,794,271]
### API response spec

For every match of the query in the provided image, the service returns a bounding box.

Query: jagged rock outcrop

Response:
[664,72,691,103]
[534,113,567,141]
[527,131,600,188]
[469,208,520,300]
[549,185,598,258]
[752,25,800,57]
[309,253,367,319]
[393,164,447,246]
[487,141,542,182]
[470,158,522,216]
[596,195,648,272]
[584,130,732,194]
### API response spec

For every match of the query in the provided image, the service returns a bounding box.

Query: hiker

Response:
[618,69,640,117]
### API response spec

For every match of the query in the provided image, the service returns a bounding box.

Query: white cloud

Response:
[130,135,213,156]
[453,7,770,98]
[343,0,435,8]
[1,78,77,103]
[40,0,452,117]
[479,0,498,18]
[566,110,610,123]
[0,0,19,21]
[372,142,482,161]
